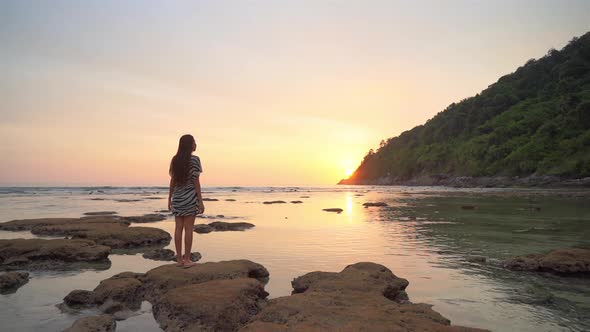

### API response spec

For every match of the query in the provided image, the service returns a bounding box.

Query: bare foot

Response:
[183,261,197,268]
[176,257,184,267]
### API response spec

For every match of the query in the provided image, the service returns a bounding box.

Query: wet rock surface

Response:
[0,216,171,250]
[504,248,590,275]
[142,249,202,262]
[242,262,486,332]
[0,239,111,271]
[0,271,29,294]
[194,221,255,234]
[59,260,484,331]
[63,314,116,332]
[363,202,389,207]
[142,249,176,261]
[153,278,267,331]
[60,260,270,331]
[120,214,166,223]
[83,211,118,216]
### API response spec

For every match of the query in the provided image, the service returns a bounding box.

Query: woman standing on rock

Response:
[168,134,205,268]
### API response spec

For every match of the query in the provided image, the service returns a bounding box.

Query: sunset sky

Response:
[1,1,589,186]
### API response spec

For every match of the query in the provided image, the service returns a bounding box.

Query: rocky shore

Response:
[504,247,590,275]
[0,239,111,271]
[193,221,255,234]
[0,215,170,249]
[0,271,29,294]
[0,214,172,272]
[60,260,486,331]
[339,175,590,188]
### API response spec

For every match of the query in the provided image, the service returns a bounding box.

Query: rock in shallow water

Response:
[504,248,590,275]
[0,239,111,271]
[60,260,270,330]
[59,260,484,331]
[194,221,255,233]
[142,249,202,262]
[242,262,486,332]
[64,314,116,332]
[153,278,268,331]
[0,271,29,294]
[142,249,176,261]
[363,202,388,207]
[322,208,343,213]
[83,211,118,216]
[0,216,171,250]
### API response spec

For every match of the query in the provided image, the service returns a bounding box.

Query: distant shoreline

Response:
[338,175,590,188]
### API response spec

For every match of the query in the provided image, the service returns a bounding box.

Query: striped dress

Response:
[171,155,203,216]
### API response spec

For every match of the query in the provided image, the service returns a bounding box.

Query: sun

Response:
[344,169,354,177]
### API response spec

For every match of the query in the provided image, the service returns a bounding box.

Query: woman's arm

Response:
[195,175,205,214]
[168,177,174,211]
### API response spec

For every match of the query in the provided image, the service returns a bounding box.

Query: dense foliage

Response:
[347,32,590,182]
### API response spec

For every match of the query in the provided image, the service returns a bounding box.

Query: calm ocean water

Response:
[0,185,589,331]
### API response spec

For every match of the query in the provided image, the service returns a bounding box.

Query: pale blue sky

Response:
[1,1,589,185]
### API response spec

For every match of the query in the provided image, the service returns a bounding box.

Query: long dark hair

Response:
[169,134,195,185]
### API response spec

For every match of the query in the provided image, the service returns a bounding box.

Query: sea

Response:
[0,185,589,331]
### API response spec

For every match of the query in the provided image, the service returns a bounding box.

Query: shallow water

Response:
[0,186,589,331]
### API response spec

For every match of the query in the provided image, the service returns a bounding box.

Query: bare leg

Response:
[183,215,197,267]
[174,216,184,266]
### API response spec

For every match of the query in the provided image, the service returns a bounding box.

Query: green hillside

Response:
[341,32,590,186]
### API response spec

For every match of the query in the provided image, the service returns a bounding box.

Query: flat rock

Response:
[0,271,29,294]
[225,199,237,201]
[0,216,171,250]
[504,248,590,274]
[242,262,486,332]
[322,208,343,213]
[194,221,255,234]
[291,262,409,302]
[142,249,176,261]
[466,255,487,263]
[144,260,269,298]
[63,289,96,308]
[120,214,167,223]
[64,314,116,332]
[61,260,270,331]
[202,198,219,201]
[363,202,388,207]
[83,211,118,216]
[0,239,110,271]
[193,224,214,233]
[32,223,171,249]
[290,200,303,204]
[59,260,485,332]
[0,217,125,232]
[153,278,268,331]
[263,200,286,204]
[93,273,144,310]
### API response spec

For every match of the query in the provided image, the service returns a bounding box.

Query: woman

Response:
[168,134,205,268]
